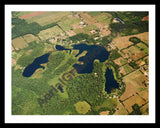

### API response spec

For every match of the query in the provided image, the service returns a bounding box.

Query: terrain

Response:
[12,11,149,115]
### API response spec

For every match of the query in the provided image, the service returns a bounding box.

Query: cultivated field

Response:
[123,93,146,113]
[114,99,128,115]
[119,64,134,75]
[113,32,149,50]
[25,12,71,26]
[113,36,134,50]
[57,16,81,31]
[122,46,147,61]
[23,34,39,43]
[12,37,28,50]
[113,57,127,66]
[120,70,147,101]
[19,11,47,19]
[93,12,112,25]
[38,26,63,40]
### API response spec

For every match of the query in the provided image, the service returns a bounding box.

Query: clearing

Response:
[12,37,28,50]
[74,101,91,114]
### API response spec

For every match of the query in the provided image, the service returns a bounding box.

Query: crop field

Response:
[38,26,63,40]
[138,89,149,102]
[119,64,134,75]
[57,16,81,32]
[140,103,149,115]
[25,12,71,26]
[93,13,112,25]
[23,34,39,43]
[123,94,146,113]
[122,45,147,61]
[135,32,149,45]
[113,36,134,50]
[114,99,128,115]
[12,37,28,50]
[113,57,127,66]
[13,11,35,17]
[19,11,47,19]
[136,42,148,54]
[11,11,149,116]
[120,70,147,101]
[128,46,147,61]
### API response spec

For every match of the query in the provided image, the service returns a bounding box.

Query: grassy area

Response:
[25,12,71,26]
[94,13,112,25]
[57,16,81,31]
[38,26,63,40]
[74,101,91,114]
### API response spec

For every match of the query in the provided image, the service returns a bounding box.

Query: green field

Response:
[57,16,81,31]
[11,11,149,115]
[25,12,71,26]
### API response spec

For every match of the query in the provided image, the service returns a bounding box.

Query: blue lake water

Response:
[56,45,71,54]
[72,44,110,73]
[23,53,50,77]
[116,18,123,24]
[23,43,119,94]
[104,68,119,94]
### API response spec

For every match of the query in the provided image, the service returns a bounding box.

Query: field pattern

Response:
[11,11,149,115]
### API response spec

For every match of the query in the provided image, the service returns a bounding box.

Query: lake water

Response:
[72,43,119,93]
[104,68,119,94]
[72,44,110,73]
[23,43,119,93]
[23,53,50,77]
[56,45,71,54]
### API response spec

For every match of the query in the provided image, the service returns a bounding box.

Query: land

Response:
[12,11,149,115]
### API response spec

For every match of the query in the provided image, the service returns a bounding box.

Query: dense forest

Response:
[108,12,148,36]
[69,33,96,44]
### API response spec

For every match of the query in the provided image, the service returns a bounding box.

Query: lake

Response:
[104,68,119,94]
[55,44,71,54]
[72,43,119,93]
[23,53,50,77]
[23,43,119,94]
[72,44,110,73]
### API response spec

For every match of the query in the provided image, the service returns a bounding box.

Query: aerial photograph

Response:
[11,11,149,115]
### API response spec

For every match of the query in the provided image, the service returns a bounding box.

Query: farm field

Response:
[25,11,71,26]
[19,11,47,19]
[23,34,39,43]
[120,70,148,101]
[12,36,28,50]
[113,57,127,66]
[57,16,81,31]
[11,11,149,115]
[119,64,134,75]
[38,26,63,40]
[122,93,146,113]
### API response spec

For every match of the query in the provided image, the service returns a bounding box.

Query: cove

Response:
[104,68,119,94]
[55,45,71,54]
[72,43,110,73]
[23,53,50,77]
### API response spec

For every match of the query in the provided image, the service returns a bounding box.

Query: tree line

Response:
[12,18,57,39]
